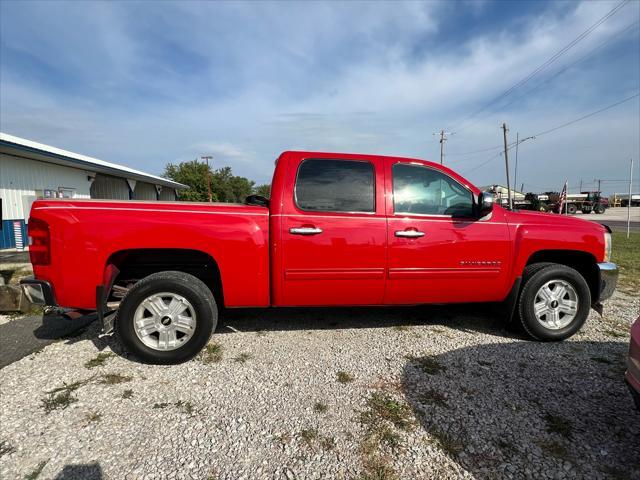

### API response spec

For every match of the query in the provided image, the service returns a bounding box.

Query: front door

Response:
[384,160,511,304]
[279,157,387,306]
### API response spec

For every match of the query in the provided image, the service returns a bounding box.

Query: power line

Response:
[532,92,639,137]
[479,19,640,120]
[448,0,630,134]
[461,92,639,175]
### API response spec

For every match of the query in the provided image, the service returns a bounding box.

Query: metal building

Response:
[0,132,187,249]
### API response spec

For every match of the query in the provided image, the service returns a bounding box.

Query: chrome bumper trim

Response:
[596,262,618,302]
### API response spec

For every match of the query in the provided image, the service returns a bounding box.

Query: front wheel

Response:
[116,271,217,364]
[517,263,591,341]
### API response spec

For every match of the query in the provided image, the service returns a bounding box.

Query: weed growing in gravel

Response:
[591,356,613,364]
[320,436,336,451]
[392,325,410,332]
[299,427,318,446]
[175,400,195,415]
[362,393,413,432]
[24,460,48,480]
[544,413,573,439]
[153,402,170,409]
[418,389,449,409]
[0,440,16,458]
[122,389,134,399]
[405,355,445,375]
[603,329,627,338]
[200,342,223,364]
[41,378,92,413]
[337,371,354,383]
[274,433,291,446]
[85,411,101,423]
[427,427,464,458]
[98,373,132,385]
[234,352,252,363]
[356,454,397,480]
[84,352,113,369]
[313,401,329,414]
[537,439,569,460]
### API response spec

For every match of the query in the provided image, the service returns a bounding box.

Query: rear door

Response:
[278,156,387,306]
[384,160,512,304]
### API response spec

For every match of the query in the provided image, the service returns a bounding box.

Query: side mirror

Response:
[477,192,494,218]
[245,194,269,208]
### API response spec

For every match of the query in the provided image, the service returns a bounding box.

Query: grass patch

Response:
[98,373,132,385]
[418,389,449,409]
[313,401,329,414]
[337,371,355,384]
[428,427,465,458]
[320,436,336,451]
[603,329,627,338]
[361,393,413,432]
[299,427,318,446]
[0,440,16,458]
[611,232,640,292]
[274,433,291,446]
[175,400,195,415]
[406,355,446,375]
[200,342,223,364]
[84,352,113,369]
[85,411,101,423]
[356,455,397,480]
[41,378,92,413]
[24,460,48,480]
[544,413,573,439]
[591,356,613,364]
[234,352,252,363]
[122,389,134,399]
[392,325,411,332]
[537,439,569,459]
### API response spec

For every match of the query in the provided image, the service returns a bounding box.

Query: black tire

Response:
[594,204,605,214]
[115,271,217,364]
[517,263,591,341]
[566,204,577,215]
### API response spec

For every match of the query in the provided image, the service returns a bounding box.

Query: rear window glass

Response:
[295,159,375,213]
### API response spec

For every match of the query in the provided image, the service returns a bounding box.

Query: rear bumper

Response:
[596,262,618,302]
[19,277,57,306]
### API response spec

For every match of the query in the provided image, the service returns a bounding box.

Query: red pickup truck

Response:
[21,151,618,364]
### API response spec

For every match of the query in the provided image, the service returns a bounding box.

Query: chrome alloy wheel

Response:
[533,279,579,330]
[133,292,197,351]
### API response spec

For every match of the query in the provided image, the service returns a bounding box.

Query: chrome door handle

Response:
[395,230,425,238]
[289,227,323,235]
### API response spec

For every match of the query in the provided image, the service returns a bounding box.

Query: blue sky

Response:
[1,0,638,194]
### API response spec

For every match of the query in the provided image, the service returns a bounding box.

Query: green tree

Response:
[253,184,271,198]
[163,160,255,203]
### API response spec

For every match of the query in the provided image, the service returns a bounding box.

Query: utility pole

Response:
[201,155,213,202]
[433,130,452,165]
[502,123,512,210]
[628,158,634,239]
[594,178,601,193]
[513,132,519,200]
[579,178,583,191]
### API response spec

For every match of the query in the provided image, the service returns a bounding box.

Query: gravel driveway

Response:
[1,292,638,480]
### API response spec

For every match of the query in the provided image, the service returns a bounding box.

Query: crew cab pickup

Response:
[21,151,619,364]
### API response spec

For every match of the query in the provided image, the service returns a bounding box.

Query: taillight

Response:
[28,218,50,266]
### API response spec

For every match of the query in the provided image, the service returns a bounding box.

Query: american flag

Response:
[558,180,568,214]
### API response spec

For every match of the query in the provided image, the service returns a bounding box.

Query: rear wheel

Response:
[116,271,217,364]
[517,263,591,341]
[594,204,605,214]
[566,204,578,215]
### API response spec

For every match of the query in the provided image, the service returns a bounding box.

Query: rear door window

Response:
[295,159,375,213]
